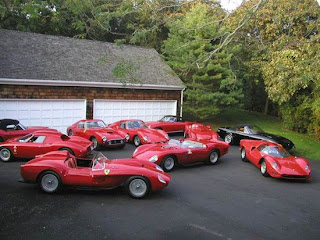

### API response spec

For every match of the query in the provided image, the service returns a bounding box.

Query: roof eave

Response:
[0,78,185,91]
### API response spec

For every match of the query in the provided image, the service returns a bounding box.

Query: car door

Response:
[16,135,47,158]
[248,146,263,166]
[74,121,86,137]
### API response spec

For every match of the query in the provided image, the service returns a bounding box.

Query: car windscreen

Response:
[126,120,147,129]
[85,121,107,129]
[245,125,265,134]
[260,145,290,158]
[91,152,108,171]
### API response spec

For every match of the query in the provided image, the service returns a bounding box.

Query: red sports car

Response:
[145,115,194,133]
[109,119,169,146]
[240,140,311,180]
[132,138,229,172]
[184,123,218,141]
[0,119,55,142]
[20,151,170,198]
[0,131,93,162]
[67,119,128,150]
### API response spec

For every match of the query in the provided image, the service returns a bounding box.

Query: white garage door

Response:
[0,99,86,133]
[93,100,177,124]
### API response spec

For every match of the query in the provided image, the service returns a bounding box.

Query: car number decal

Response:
[104,169,110,175]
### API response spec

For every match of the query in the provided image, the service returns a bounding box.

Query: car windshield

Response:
[126,120,147,129]
[260,145,290,158]
[244,125,265,134]
[167,139,205,149]
[91,152,108,171]
[161,116,176,122]
[85,121,107,129]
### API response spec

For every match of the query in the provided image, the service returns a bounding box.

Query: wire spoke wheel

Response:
[162,156,175,172]
[209,151,219,164]
[260,160,269,177]
[224,134,233,144]
[0,148,12,162]
[241,148,247,162]
[68,130,73,136]
[40,173,60,193]
[128,178,148,198]
[133,136,141,147]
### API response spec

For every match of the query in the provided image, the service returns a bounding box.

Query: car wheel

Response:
[161,156,175,172]
[59,147,75,156]
[260,160,269,177]
[133,136,141,147]
[184,132,189,138]
[39,171,61,193]
[224,133,233,144]
[126,176,150,199]
[0,147,13,162]
[90,137,100,150]
[207,150,219,165]
[241,147,248,162]
[67,129,73,136]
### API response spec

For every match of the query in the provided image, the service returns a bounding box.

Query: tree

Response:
[162,1,243,120]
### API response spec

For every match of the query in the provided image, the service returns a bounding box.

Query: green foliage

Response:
[163,2,243,120]
[112,60,140,84]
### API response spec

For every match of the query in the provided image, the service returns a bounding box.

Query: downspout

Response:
[180,88,185,117]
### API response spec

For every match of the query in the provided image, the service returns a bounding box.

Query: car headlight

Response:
[149,155,158,162]
[305,165,309,171]
[156,165,164,172]
[143,136,150,142]
[272,162,278,169]
[158,175,166,184]
[125,134,129,140]
[102,136,107,142]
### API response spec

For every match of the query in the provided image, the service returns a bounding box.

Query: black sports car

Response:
[217,124,295,150]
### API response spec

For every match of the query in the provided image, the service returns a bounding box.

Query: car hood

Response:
[276,157,310,175]
[67,136,92,147]
[138,129,167,142]
[90,128,124,139]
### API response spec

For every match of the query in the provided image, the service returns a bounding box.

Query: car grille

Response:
[282,174,308,179]
[108,139,124,145]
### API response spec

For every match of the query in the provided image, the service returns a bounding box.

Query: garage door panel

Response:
[94,100,177,124]
[0,99,86,133]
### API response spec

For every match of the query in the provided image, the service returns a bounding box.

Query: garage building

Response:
[0,29,185,133]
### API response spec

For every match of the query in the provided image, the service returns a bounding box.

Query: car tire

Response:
[161,156,175,172]
[90,137,100,150]
[59,147,75,156]
[207,150,219,165]
[184,132,189,139]
[260,160,270,177]
[125,176,150,199]
[224,133,233,144]
[241,147,248,162]
[39,171,61,193]
[133,136,141,147]
[0,147,13,162]
[67,129,73,136]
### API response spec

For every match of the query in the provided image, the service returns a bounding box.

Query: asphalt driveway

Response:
[0,138,320,240]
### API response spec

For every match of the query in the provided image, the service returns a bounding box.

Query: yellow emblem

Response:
[104,169,110,175]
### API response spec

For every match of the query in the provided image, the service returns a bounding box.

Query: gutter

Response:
[0,78,185,91]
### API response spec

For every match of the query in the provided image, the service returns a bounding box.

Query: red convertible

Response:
[20,151,170,198]
[67,119,128,149]
[0,119,54,142]
[109,119,169,146]
[240,140,311,180]
[133,138,229,172]
[184,123,218,141]
[145,115,194,133]
[0,131,93,162]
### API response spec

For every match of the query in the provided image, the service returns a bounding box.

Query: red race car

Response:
[145,115,194,133]
[0,131,93,162]
[20,151,170,198]
[109,119,169,146]
[67,119,128,150]
[132,138,229,172]
[240,140,311,180]
[184,123,218,141]
[0,119,55,142]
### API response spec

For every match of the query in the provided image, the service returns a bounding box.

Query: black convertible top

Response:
[0,119,19,130]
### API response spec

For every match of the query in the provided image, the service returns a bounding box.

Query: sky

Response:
[220,0,320,12]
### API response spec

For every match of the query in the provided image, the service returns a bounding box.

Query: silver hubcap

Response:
[129,179,147,197]
[209,152,219,163]
[0,149,11,161]
[134,137,140,146]
[92,138,98,149]
[164,157,174,170]
[225,134,232,143]
[68,130,73,136]
[241,148,246,159]
[261,162,267,174]
[41,174,59,193]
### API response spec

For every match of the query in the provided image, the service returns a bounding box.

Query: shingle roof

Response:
[0,29,184,88]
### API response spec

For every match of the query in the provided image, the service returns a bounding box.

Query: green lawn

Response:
[206,109,320,161]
